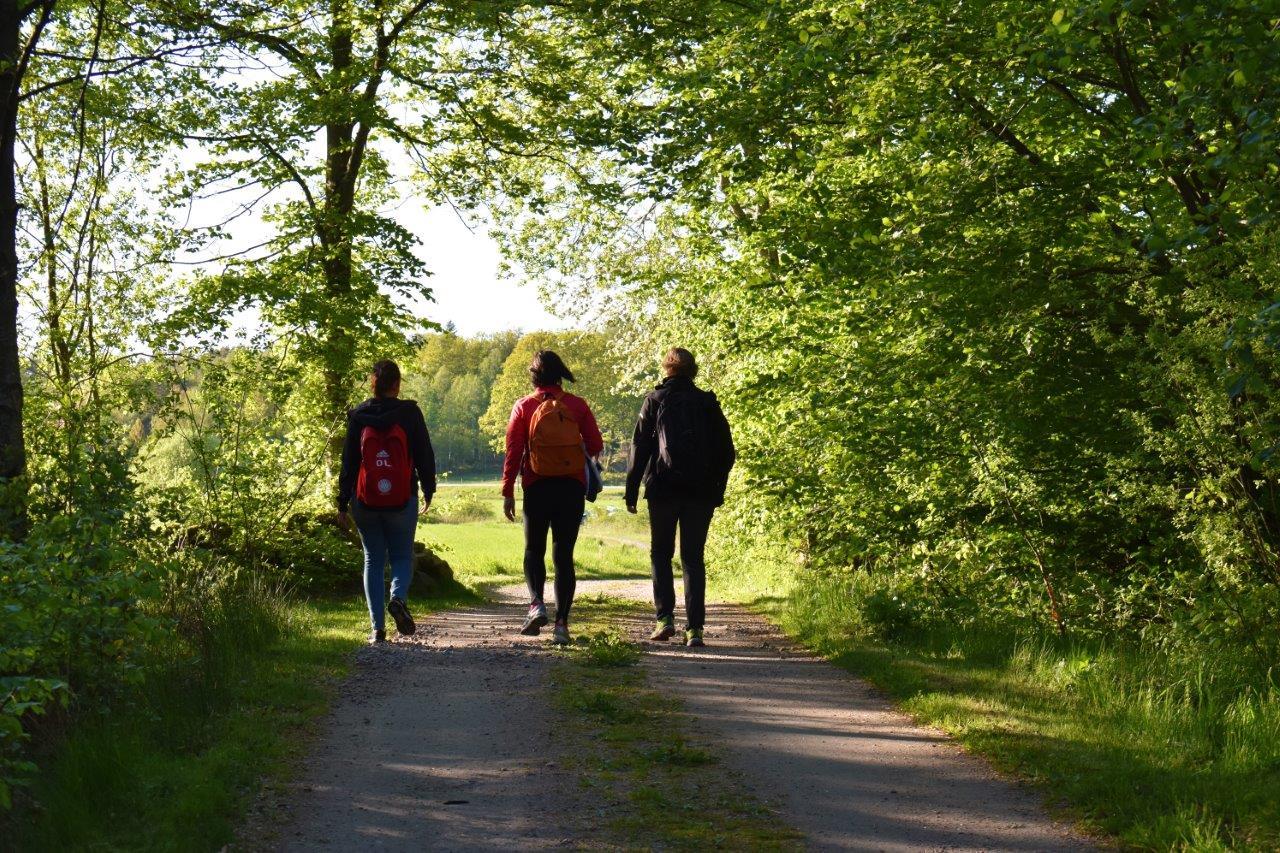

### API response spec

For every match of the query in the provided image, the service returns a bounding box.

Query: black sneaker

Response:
[521,601,549,636]
[371,629,387,644]
[388,597,416,636]
[684,628,705,647]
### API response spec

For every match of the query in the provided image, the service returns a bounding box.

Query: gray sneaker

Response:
[521,602,549,636]
[551,621,571,645]
[684,628,705,647]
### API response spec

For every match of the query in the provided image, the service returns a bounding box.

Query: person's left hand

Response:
[337,510,351,531]
[626,503,638,514]
[503,495,517,522]
[421,497,431,515]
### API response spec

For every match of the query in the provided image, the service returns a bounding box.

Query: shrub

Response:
[429,491,494,524]
[0,515,160,809]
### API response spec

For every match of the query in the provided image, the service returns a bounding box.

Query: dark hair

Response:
[662,347,698,379]
[529,350,575,387]
[371,359,401,397]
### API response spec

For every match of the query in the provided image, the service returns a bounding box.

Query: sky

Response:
[176,136,576,340]
[406,205,569,337]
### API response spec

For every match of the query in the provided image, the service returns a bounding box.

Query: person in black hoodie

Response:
[625,348,735,647]
[338,360,436,643]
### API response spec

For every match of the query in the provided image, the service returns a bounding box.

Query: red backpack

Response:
[356,424,412,508]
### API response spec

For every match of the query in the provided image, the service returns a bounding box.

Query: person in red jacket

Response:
[502,350,604,644]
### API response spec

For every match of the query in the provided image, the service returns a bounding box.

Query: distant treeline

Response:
[406,328,639,478]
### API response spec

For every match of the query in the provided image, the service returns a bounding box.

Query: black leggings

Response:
[648,496,716,630]
[522,477,585,623]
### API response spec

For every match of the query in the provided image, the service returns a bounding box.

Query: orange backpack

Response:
[528,391,586,476]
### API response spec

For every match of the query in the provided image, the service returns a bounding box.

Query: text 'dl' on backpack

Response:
[356,423,412,508]
[528,391,586,476]
[655,391,715,489]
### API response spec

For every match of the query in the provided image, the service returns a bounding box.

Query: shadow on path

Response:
[556,580,1099,852]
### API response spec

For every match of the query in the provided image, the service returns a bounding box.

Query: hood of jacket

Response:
[654,375,697,393]
[348,397,416,428]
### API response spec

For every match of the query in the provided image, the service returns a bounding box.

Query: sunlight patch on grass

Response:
[423,484,650,589]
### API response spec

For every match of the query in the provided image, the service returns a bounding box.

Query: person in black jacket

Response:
[625,348,735,647]
[338,360,436,643]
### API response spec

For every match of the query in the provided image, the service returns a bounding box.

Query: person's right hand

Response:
[337,511,351,531]
[503,495,517,522]
[626,503,637,514]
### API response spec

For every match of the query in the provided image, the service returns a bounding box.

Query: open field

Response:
[421,482,652,589]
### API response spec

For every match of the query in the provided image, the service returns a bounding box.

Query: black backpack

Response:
[655,390,716,489]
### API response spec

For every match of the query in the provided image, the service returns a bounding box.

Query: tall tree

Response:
[0,0,56,536]
[166,0,572,463]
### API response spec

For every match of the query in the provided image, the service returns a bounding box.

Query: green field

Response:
[422,481,651,589]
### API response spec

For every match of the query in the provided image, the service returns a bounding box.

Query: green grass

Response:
[767,572,1280,851]
[422,483,650,588]
[10,593,467,852]
[550,594,802,850]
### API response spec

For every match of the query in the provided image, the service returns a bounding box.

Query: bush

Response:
[0,515,160,809]
[254,511,363,593]
[429,491,494,524]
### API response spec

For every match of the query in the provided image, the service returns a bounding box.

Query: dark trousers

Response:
[648,496,716,630]
[523,477,585,623]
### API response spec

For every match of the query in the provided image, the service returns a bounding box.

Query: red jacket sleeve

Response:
[576,398,604,458]
[501,398,528,499]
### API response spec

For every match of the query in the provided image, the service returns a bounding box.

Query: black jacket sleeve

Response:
[409,403,437,501]
[336,415,361,512]
[708,394,736,504]
[624,394,657,506]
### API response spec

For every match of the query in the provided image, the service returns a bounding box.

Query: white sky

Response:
[175,133,576,340]
[403,204,569,336]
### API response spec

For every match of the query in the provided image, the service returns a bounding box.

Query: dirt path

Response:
[253,580,1096,851]
[510,580,1095,852]
[252,600,580,851]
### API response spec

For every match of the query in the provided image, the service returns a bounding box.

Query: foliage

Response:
[0,513,158,809]
[403,330,518,475]
[137,347,331,537]
[428,489,495,524]
[492,0,1280,656]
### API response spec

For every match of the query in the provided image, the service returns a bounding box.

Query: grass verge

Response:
[423,483,650,588]
[10,592,470,852]
[771,574,1280,851]
[551,594,802,850]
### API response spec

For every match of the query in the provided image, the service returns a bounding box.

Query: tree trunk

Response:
[0,0,28,539]
[321,0,355,469]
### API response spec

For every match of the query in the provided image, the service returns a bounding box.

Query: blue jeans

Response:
[351,498,418,631]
